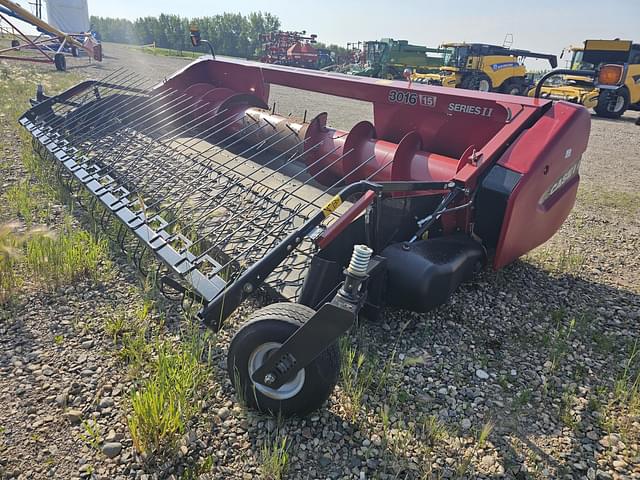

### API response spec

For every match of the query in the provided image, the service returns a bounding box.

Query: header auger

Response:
[21,52,591,415]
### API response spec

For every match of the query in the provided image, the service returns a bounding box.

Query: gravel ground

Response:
[0,44,639,480]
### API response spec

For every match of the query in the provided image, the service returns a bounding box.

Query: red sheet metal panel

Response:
[493,102,591,268]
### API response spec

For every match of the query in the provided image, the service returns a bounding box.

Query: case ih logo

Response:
[539,160,581,205]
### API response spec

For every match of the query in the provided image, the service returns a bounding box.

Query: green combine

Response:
[350,38,446,79]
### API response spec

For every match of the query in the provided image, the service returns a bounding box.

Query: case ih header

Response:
[21,51,594,415]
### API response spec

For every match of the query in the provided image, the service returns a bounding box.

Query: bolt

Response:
[264,373,276,385]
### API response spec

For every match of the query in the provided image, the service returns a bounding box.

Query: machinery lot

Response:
[0,43,639,479]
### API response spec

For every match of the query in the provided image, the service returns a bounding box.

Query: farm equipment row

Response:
[23,36,632,413]
[296,35,638,119]
[259,30,334,70]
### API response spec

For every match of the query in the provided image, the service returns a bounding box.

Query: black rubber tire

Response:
[227,303,340,417]
[460,73,492,92]
[54,53,66,72]
[501,79,524,96]
[595,88,630,118]
[11,39,19,48]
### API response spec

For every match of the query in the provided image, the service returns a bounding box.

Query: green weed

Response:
[0,222,23,303]
[104,313,127,343]
[118,324,152,372]
[4,181,53,225]
[602,340,640,440]
[79,420,102,451]
[455,420,494,477]
[559,390,578,429]
[259,434,289,480]
[24,217,107,287]
[127,327,212,455]
[182,454,214,480]
[549,310,576,371]
[0,222,52,303]
[422,414,449,445]
[339,338,376,421]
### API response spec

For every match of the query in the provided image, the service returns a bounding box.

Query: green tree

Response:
[90,12,281,58]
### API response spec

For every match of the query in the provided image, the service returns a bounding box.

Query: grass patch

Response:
[259,434,289,480]
[24,217,107,288]
[339,338,376,421]
[79,419,102,451]
[578,188,640,216]
[182,455,214,480]
[0,222,25,303]
[548,310,576,371]
[601,340,640,442]
[4,181,54,225]
[455,420,495,477]
[559,390,578,430]
[127,322,213,456]
[137,45,201,59]
[422,414,449,445]
[527,244,586,275]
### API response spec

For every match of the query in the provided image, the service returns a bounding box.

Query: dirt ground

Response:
[0,42,639,480]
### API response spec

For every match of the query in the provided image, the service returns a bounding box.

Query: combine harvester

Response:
[412,42,557,95]
[347,38,445,79]
[18,32,623,415]
[0,0,102,71]
[531,39,640,118]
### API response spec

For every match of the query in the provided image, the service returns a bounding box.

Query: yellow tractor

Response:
[411,43,557,95]
[531,39,640,118]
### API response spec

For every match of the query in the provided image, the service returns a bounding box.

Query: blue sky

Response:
[8,0,640,67]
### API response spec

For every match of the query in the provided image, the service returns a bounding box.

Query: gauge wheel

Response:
[54,53,66,72]
[227,303,340,417]
[595,88,629,118]
[11,39,19,48]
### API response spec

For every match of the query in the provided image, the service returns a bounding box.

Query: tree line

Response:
[89,12,281,57]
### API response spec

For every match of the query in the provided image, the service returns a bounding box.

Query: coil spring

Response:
[347,244,373,277]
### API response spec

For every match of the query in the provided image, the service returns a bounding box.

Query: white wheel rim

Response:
[478,79,490,92]
[248,342,305,400]
[612,95,625,112]
[509,87,520,95]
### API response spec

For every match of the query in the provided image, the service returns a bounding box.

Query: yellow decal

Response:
[376,79,394,85]
[584,39,631,52]
[321,195,342,217]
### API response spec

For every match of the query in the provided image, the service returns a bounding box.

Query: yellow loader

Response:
[531,39,640,118]
[411,43,557,95]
